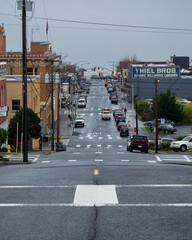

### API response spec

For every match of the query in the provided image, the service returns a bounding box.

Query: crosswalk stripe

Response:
[155,155,192,163]
[5,155,40,162]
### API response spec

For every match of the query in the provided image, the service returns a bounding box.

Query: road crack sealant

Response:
[91,205,99,240]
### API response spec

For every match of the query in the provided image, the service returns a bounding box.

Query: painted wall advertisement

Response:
[132,66,180,79]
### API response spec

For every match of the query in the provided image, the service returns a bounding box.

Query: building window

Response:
[12,100,20,111]
[10,67,13,75]
[27,68,38,75]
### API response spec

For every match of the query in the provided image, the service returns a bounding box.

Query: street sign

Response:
[132,66,180,79]
[0,106,8,117]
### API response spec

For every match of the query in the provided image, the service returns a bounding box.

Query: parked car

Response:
[111,95,118,104]
[116,116,126,126]
[160,138,174,143]
[56,142,66,151]
[127,135,148,153]
[120,126,129,137]
[113,109,123,117]
[117,122,128,131]
[75,116,85,127]
[158,124,177,134]
[147,118,175,127]
[171,136,192,152]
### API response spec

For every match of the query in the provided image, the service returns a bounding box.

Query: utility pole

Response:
[57,75,60,143]
[22,0,28,162]
[155,79,159,153]
[51,60,54,151]
[135,102,138,135]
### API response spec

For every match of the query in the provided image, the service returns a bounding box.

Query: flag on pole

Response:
[46,20,48,36]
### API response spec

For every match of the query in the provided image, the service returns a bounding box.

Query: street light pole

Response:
[22,0,28,162]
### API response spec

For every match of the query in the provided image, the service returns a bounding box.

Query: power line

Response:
[1,12,192,33]
[4,23,192,35]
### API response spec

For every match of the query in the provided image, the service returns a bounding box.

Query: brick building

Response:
[0,25,60,136]
[0,62,7,132]
[6,75,41,149]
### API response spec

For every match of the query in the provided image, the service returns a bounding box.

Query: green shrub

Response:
[149,142,154,150]
[142,111,154,121]
[159,142,171,151]
[176,136,186,141]
[136,100,150,117]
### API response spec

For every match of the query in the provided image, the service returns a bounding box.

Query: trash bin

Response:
[56,142,66,151]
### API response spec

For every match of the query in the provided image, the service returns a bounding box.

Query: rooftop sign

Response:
[132,66,180,79]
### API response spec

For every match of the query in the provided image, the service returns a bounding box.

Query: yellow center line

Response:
[94,169,99,175]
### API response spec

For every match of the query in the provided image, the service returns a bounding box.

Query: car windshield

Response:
[132,135,147,140]
[182,136,191,141]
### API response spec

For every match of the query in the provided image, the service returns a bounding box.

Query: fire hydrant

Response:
[7,145,11,154]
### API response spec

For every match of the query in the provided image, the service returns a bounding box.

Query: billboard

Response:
[132,66,180,79]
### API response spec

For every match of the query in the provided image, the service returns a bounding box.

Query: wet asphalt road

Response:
[0,80,192,240]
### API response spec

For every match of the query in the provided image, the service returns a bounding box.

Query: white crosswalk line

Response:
[155,155,192,163]
[5,155,40,162]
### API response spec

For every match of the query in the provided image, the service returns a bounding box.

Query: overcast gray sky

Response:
[1,0,192,70]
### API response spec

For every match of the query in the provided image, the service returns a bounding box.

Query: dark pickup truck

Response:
[127,135,148,153]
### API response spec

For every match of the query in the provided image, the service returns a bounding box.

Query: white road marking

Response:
[95,152,102,154]
[0,186,76,189]
[98,137,102,139]
[107,145,112,148]
[108,137,112,139]
[6,155,40,162]
[1,203,192,207]
[121,160,130,162]
[97,145,101,147]
[41,161,50,163]
[112,203,192,207]
[155,155,162,162]
[74,185,118,206]
[95,159,103,162]
[117,152,124,154]
[88,137,93,139]
[87,145,91,148]
[68,160,77,162]
[116,184,192,188]
[1,184,192,189]
[76,145,81,148]
[148,161,156,163]
[73,152,80,155]
[118,145,123,148]
[155,155,192,163]
[79,137,84,139]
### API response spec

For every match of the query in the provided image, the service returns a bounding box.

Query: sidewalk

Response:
[59,108,74,145]
[117,89,148,136]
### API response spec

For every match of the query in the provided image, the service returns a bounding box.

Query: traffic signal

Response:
[105,82,108,87]
[121,86,123,91]
[99,72,101,76]
[98,66,100,70]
